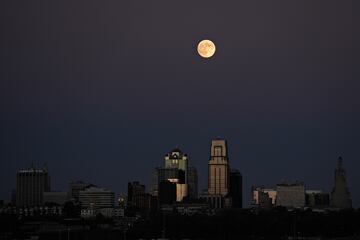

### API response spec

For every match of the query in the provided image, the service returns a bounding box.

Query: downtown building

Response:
[276,181,305,208]
[252,186,330,209]
[79,186,116,218]
[252,186,277,209]
[208,138,230,196]
[68,181,94,202]
[78,186,114,209]
[331,157,352,209]
[252,182,305,209]
[305,190,329,208]
[153,148,199,205]
[188,166,198,199]
[251,187,277,209]
[127,181,154,211]
[16,165,51,207]
[200,138,243,209]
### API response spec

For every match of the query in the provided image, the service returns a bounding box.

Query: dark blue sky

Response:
[0,0,359,207]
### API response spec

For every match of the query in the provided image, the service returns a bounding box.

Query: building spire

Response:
[337,156,343,169]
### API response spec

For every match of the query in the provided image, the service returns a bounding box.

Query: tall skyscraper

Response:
[154,148,189,203]
[331,157,352,209]
[208,138,229,196]
[16,165,51,207]
[187,166,198,199]
[164,148,188,183]
[229,169,242,208]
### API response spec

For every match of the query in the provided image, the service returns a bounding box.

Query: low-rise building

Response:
[252,186,277,208]
[79,187,114,209]
[276,182,305,208]
[306,190,330,208]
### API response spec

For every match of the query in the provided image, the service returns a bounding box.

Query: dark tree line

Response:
[126,208,360,239]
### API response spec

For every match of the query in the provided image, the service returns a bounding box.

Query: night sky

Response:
[0,1,359,207]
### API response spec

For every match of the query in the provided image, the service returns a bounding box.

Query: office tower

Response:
[68,181,94,201]
[252,186,277,206]
[164,148,188,176]
[78,187,114,209]
[128,181,145,207]
[305,190,330,208]
[208,138,229,196]
[127,181,152,210]
[229,169,242,208]
[331,157,352,209]
[16,166,51,207]
[188,166,198,199]
[150,168,159,196]
[154,148,189,202]
[276,182,305,208]
[158,167,188,199]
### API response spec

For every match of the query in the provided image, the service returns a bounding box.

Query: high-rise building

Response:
[331,157,352,209]
[208,138,229,196]
[154,148,189,203]
[79,187,114,209]
[16,166,51,207]
[150,168,159,196]
[187,166,198,200]
[229,169,242,208]
[164,148,188,175]
[128,181,145,207]
[276,182,305,208]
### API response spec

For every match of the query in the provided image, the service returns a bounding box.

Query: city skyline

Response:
[4,141,355,208]
[1,0,359,209]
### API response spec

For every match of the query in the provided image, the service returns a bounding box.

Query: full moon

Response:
[197,39,216,58]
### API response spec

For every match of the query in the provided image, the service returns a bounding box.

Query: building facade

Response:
[331,157,352,209]
[164,148,188,178]
[68,181,94,202]
[78,187,114,209]
[154,148,190,203]
[252,186,277,208]
[276,182,305,208]
[188,166,198,200]
[229,169,242,208]
[127,181,153,210]
[252,187,277,206]
[16,166,51,207]
[208,138,230,196]
[305,190,330,208]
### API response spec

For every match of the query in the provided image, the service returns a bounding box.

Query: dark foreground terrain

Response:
[1,208,360,240]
